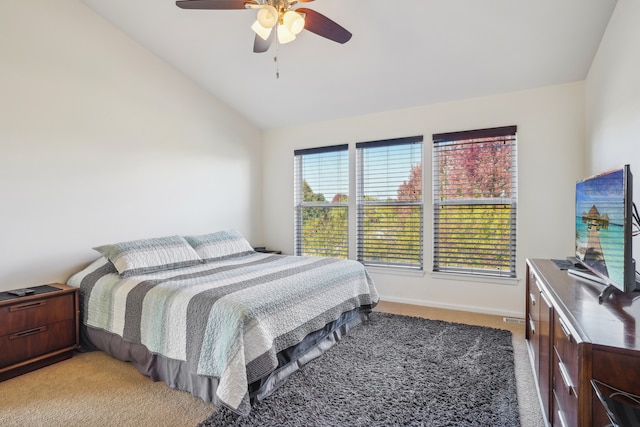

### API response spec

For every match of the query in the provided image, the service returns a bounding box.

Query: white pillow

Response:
[184,230,254,262]
[93,235,202,278]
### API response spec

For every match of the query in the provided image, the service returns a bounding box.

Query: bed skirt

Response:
[82,305,373,408]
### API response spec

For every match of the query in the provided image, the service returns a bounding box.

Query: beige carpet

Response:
[0,351,215,426]
[0,302,544,427]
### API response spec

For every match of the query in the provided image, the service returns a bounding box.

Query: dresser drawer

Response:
[528,313,540,383]
[0,319,76,368]
[0,294,74,337]
[553,311,579,394]
[553,348,578,427]
[528,271,541,322]
[552,388,576,427]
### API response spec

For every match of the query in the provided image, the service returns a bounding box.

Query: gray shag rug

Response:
[198,312,520,427]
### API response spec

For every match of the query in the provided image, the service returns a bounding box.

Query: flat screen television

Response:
[574,165,637,298]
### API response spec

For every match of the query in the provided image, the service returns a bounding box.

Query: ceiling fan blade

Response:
[253,31,275,53]
[176,0,256,10]
[297,8,352,44]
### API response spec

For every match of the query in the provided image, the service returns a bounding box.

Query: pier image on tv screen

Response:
[575,168,625,287]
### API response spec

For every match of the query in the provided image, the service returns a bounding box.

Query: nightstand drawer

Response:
[0,319,76,368]
[0,294,74,336]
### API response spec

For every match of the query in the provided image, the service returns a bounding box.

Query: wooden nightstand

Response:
[0,283,79,381]
[254,247,282,254]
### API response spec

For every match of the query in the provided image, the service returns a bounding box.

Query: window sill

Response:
[364,265,425,277]
[431,271,520,286]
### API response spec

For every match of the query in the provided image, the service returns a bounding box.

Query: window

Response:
[294,145,349,258]
[356,136,424,269]
[432,126,517,278]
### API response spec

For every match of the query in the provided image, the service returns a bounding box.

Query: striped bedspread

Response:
[67,252,379,415]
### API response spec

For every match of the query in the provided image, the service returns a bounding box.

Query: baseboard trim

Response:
[378,295,524,319]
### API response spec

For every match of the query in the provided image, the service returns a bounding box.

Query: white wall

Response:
[263,83,585,317]
[585,0,640,264]
[0,0,263,291]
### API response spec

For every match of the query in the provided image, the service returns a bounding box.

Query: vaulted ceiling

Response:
[82,0,617,130]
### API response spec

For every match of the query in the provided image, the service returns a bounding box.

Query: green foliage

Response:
[300,180,348,258]
[360,162,422,266]
[300,205,348,258]
[435,204,514,272]
[360,204,422,266]
[299,164,423,266]
[302,180,326,203]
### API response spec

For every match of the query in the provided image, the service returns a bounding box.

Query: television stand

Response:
[526,259,640,426]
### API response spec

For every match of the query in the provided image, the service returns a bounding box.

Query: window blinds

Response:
[432,126,517,277]
[356,136,424,268]
[294,145,349,258]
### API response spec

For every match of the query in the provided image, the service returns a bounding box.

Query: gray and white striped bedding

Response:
[67,252,379,416]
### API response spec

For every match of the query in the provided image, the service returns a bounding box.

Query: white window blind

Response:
[356,136,424,269]
[294,145,349,258]
[432,126,517,278]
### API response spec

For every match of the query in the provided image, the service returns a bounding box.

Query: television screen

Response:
[575,165,634,293]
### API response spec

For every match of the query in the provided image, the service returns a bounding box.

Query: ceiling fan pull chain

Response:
[274,38,280,79]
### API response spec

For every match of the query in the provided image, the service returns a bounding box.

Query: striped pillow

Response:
[184,230,254,262]
[93,235,203,278]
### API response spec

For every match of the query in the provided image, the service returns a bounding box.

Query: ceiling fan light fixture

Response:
[277,24,296,44]
[283,10,304,35]
[174,0,352,53]
[256,5,278,28]
[251,20,273,40]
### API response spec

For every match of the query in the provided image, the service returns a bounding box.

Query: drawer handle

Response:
[10,326,48,339]
[529,293,536,306]
[529,319,536,335]
[558,316,572,342]
[556,409,568,427]
[558,361,574,396]
[10,300,47,312]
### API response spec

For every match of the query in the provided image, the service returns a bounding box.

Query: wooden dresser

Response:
[526,259,640,426]
[0,283,79,381]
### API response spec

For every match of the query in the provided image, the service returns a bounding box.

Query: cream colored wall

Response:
[585,0,640,264]
[0,0,262,291]
[263,83,586,317]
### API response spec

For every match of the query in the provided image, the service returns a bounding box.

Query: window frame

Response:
[432,126,517,278]
[293,137,425,270]
[294,144,350,259]
[356,136,424,270]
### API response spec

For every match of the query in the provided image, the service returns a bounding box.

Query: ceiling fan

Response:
[175,0,352,53]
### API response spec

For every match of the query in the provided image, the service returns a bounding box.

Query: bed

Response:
[66,230,379,416]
